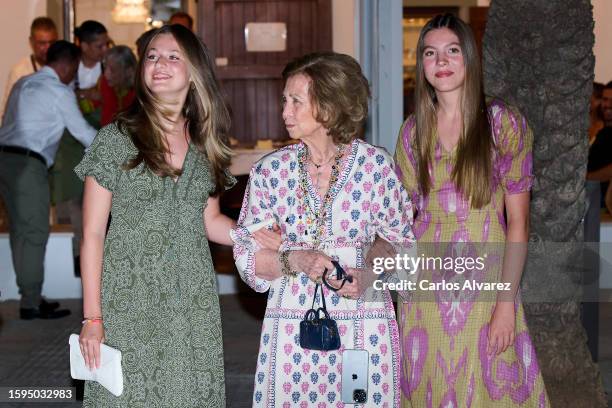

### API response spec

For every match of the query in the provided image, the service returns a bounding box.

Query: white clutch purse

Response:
[68,334,124,396]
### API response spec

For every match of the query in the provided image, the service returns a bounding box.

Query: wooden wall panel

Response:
[201,0,332,143]
[210,0,329,68]
[469,6,489,56]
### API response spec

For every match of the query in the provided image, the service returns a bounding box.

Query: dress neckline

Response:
[297,139,359,244]
[170,142,193,185]
[434,129,458,156]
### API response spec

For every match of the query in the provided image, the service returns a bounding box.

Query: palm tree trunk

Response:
[483,1,606,406]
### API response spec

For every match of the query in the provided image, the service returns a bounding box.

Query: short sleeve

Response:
[74,123,132,193]
[489,102,534,194]
[205,163,238,196]
[371,148,416,246]
[231,162,276,293]
[394,116,421,208]
[221,168,237,191]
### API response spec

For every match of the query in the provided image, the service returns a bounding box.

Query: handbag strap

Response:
[311,283,328,311]
[322,262,353,292]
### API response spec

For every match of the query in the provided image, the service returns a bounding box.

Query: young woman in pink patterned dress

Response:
[394,14,550,407]
[233,52,415,407]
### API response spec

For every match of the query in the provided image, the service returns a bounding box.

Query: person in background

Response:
[583,81,612,362]
[0,41,96,320]
[582,83,607,363]
[1,17,58,123]
[50,20,109,273]
[99,45,136,126]
[587,81,612,214]
[585,81,607,243]
[394,14,549,406]
[74,20,109,93]
[589,82,604,143]
[169,11,194,31]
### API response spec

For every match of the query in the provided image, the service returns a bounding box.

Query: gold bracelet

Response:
[279,250,297,276]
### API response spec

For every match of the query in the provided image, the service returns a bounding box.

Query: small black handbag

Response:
[299,283,341,351]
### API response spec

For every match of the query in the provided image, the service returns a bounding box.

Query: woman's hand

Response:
[365,237,396,268]
[253,224,282,251]
[288,250,334,283]
[79,322,105,370]
[487,302,515,355]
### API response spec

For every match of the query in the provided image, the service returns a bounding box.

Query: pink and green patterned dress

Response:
[394,101,550,407]
[233,139,415,407]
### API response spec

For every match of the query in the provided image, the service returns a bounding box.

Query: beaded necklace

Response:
[297,143,345,247]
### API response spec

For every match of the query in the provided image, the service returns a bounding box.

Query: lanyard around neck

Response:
[30,55,39,72]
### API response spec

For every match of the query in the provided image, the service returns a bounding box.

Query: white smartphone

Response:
[341,349,369,404]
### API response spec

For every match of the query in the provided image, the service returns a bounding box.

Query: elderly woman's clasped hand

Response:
[286,251,362,299]
[287,250,334,283]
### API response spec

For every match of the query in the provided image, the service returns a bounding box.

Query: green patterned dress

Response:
[75,123,230,407]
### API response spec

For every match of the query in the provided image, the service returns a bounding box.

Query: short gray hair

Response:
[104,45,137,88]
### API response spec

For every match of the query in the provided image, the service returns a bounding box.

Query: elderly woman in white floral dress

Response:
[232,52,415,407]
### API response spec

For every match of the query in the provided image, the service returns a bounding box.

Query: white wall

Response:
[332,0,357,57]
[75,0,146,51]
[0,0,46,104]
[593,0,612,84]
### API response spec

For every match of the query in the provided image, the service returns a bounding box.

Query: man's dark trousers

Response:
[0,151,49,309]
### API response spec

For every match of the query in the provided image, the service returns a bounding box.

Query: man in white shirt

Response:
[0,17,58,123]
[74,20,109,91]
[0,41,97,320]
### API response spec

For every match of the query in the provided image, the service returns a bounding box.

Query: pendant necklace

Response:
[310,150,339,191]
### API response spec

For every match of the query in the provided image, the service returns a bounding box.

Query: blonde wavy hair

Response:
[117,24,232,194]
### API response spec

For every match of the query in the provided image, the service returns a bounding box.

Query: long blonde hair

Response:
[414,14,492,208]
[117,24,232,194]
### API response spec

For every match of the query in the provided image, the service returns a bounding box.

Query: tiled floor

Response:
[0,296,610,407]
[0,295,266,408]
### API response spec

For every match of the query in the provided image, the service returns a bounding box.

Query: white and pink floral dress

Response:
[233,139,415,407]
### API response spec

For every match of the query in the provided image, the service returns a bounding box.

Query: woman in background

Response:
[99,45,137,126]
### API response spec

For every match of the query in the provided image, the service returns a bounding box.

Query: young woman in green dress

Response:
[75,24,277,406]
